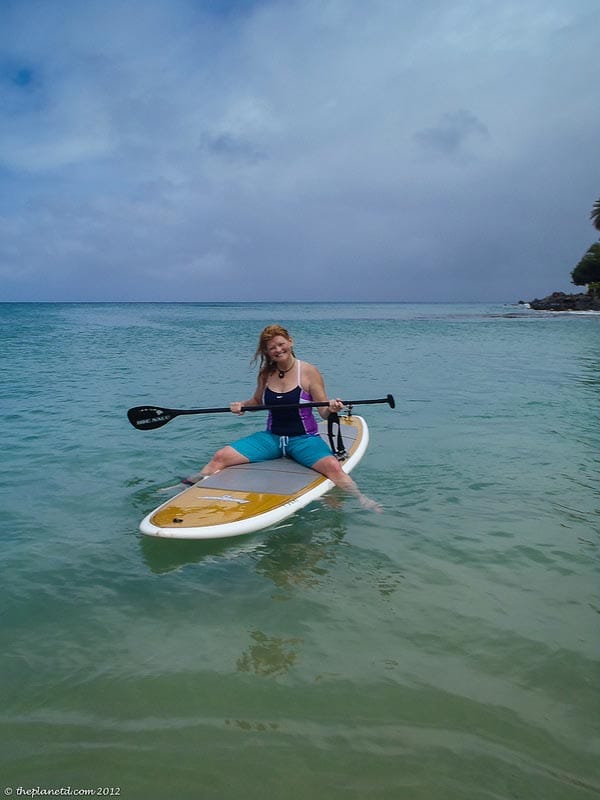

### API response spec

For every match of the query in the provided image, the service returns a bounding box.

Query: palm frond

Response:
[591,198,600,231]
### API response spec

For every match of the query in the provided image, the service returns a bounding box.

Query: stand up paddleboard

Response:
[140,414,369,540]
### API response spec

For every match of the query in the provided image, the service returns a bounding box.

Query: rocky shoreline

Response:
[524,291,600,312]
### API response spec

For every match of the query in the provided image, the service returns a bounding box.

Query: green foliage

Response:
[572,243,600,286]
[591,198,600,232]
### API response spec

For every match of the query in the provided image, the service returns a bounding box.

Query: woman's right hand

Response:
[230,401,245,415]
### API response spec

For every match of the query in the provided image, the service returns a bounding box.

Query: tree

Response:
[572,242,600,294]
[591,198,600,232]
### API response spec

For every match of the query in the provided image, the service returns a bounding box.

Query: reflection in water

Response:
[140,532,261,574]
[251,509,406,600]
[250,507,347,595]
[138,502,348,578]
[236,629,303,677]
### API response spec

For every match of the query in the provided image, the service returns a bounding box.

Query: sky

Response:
[0,0,599,303]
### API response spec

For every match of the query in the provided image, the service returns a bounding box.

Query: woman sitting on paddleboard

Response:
[187,324,381,512]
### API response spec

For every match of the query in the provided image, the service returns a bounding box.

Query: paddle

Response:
[127,394,395,431]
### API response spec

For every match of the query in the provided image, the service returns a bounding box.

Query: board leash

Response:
[327,412,348,461]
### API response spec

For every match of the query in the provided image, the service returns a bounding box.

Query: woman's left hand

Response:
[328,398,345,413]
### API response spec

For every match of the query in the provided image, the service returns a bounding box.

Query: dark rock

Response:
[529,291,600,311]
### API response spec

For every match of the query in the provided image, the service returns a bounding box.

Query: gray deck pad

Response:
[199,424,358,495]
[200,460,319,495]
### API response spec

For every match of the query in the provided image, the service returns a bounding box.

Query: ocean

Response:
[1,302,598,799]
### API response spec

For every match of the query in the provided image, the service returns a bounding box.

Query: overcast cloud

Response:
[1,0,598,302]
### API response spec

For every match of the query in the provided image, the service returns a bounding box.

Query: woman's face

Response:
[265,335,293,362]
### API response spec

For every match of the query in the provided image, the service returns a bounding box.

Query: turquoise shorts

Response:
[230,431,333,469]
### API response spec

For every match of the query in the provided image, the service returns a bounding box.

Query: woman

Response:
[185,324,381,512]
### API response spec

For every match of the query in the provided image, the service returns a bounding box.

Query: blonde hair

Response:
[252,324,295,382]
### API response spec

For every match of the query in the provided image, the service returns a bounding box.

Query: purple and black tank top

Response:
[263,361,319,437]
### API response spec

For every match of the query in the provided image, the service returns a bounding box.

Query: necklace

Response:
[277,357,295,379]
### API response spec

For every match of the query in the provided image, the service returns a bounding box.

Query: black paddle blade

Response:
[127,406,176,430]
[387,394,396,409]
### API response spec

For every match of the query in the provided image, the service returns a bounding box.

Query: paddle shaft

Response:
[127,394,395,430]
[177,396,392,414]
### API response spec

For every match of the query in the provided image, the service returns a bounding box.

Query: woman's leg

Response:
[189,432,280,484]
[162,433,274,492]
[200,446,249,477]
[311,455,382,512]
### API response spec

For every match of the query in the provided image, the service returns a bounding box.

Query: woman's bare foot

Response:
[158,473,205,493]
[358,494,383,513]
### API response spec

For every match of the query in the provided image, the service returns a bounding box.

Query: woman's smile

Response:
[266,336,293,362]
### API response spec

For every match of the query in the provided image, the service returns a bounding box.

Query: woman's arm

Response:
[304,363,343,420]
[231,380,265,414]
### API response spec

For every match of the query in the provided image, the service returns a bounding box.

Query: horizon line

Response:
[0,298,516,305]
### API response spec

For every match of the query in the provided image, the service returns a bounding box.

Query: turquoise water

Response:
[1,302,599,799]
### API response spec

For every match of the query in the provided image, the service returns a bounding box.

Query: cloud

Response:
[414,109,489,160]
[0,0,599,301]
